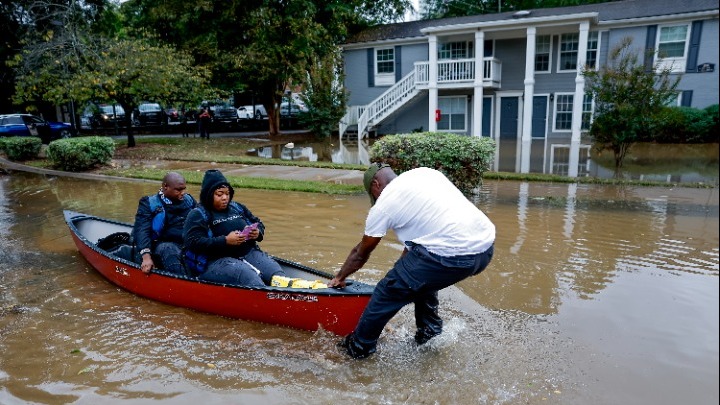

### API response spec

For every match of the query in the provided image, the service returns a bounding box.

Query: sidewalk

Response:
[0,156,365,186]
[127,159,364,185]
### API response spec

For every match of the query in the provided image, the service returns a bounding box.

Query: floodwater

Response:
[0,171,718,405]
[247,138,720,186]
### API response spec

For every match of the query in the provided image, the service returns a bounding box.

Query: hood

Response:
[199,169,234,209]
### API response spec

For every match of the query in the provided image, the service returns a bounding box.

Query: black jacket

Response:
[182,169,266,260]
[133,193,197,253]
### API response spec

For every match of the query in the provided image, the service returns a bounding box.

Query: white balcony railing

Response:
[414,57,502,87]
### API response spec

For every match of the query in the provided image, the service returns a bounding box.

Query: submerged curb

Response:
[0,156,156,183]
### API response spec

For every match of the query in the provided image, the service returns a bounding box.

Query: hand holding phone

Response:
[238,222,259,238]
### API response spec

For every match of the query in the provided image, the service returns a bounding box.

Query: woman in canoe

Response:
[183,169,286,286]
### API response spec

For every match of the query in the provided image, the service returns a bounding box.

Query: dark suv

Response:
[206,101,237,129]
[81,103,126,130]
[132,102,166,128]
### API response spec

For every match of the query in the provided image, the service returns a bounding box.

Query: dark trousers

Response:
[111,241,187,276]
[344,243,494,358]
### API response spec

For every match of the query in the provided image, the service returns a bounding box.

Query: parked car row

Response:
[0,113,76,144]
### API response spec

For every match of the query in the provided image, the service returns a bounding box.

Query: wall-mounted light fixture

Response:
[549,93,554,101]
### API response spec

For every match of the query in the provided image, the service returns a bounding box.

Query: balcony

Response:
[414,57,502,89]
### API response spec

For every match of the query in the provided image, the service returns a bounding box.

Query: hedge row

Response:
[0,136,42,161]
[46,136,115,171]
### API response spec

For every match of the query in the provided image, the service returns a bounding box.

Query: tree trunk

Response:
[267,105,280,136]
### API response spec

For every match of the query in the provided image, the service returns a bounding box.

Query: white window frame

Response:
[656,23,691,73]
[437,96,467,133]
[558,33,579,72]
[374,47,395,86]
[535,35,552,73]
[550,144,591,176]
[585,31,599,70]
[438,41,474,60]
[553,93,574,132]
[581,94,594,131]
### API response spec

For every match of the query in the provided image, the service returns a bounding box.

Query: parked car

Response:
[280,102,308,118]
[132,102,166,127]
[0,113,75,144]
[164,107,180,123]
[81,103,126,130]
[207,101,237,125]
[237,105,267,120]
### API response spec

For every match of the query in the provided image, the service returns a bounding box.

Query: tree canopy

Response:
[582,37,680,170]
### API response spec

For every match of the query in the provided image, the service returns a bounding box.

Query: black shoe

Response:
[414,328,441,346]
[338,334,374,359]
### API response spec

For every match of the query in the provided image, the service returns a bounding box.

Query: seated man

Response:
[113,172,196,275]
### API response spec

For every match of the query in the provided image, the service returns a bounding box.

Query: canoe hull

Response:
[65,210,373,336]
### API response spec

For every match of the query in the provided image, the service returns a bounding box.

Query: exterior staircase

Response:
[339,70,422,142]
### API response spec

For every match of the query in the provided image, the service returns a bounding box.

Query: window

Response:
[375,47,395,86]
[438,41,473,60]
[585,31,599,69]
[437,96,467,132]
[657,24,690,72]
[375,48,394,74]
[559,33,579,71]
[551,144,591,176]
[581,94,593,131]
[535,35,551,72]
[554,94,574,131]
[665,92,682,107]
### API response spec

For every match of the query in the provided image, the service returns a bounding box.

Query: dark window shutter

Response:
[686,21,703,73]
[395,46,402,82]
[681,90,693,107]
[367,48,374,87]
[644,25,657,72]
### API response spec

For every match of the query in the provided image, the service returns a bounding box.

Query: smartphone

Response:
[238,222,259,237]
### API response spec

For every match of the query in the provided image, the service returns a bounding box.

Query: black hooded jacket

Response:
[182,169,265,260]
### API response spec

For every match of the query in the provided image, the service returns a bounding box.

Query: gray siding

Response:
[377,94,429,135]
[344,44,428,106]
[494,38,526,91]
[679,18,719,108]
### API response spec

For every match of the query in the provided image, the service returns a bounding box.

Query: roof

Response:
[345,0,719,44]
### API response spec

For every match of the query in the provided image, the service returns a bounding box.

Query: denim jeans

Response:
[154,242,186,276]
[343,243,494,359]
[199,247,286,287]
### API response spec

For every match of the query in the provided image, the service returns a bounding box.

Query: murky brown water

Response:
[0,171,718,404]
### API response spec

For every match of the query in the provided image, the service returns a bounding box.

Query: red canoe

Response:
[64,210,373,335]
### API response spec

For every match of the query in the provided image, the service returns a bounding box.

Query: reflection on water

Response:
[248,137,719,185]
[0,172,718,404]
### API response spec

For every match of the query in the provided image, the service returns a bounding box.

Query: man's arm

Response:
[328,235,382,288]
[133,197,155,274]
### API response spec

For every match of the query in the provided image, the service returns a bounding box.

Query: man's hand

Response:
[328,276,346,289]
[140,254,155,274]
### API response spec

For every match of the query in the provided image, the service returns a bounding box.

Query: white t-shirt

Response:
[364,167,495,257]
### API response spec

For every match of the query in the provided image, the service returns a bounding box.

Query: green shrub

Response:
[370,132,496,194]
[704,104,719,142]
[653,106,717,143]
[46,136,115,171]
[0,137,42,161]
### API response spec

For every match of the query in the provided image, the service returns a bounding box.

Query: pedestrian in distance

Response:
[180,108,189,138]
[198,108,211,139]
[329,163,496,359]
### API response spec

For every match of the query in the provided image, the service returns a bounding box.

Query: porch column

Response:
[429,35,438,132]
[472,30,485,137]
[568,21,589,178]
[520,26,537,173]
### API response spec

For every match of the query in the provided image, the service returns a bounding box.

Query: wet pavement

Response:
[0,132,363,185]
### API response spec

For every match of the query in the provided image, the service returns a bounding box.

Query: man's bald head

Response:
[162,172,188,202]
